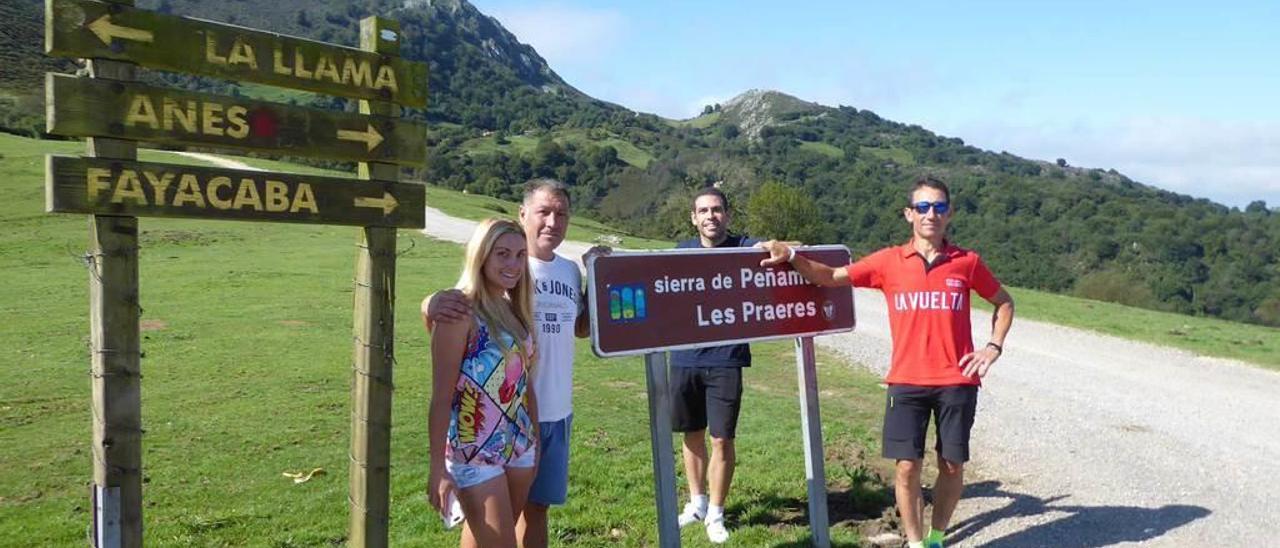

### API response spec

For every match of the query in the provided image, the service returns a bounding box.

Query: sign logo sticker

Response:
[608,284,648,322]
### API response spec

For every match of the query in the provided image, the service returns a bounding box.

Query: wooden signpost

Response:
[46,0,428,107]
[587,247,856,548]
[47,74,427,166]
[347,17,402,547]
[46,156,425,227]
[44,1,426,546]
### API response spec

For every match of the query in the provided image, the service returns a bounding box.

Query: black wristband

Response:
[986,342,1003,354]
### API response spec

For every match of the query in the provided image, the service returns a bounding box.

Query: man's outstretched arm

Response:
[758,240,850,287]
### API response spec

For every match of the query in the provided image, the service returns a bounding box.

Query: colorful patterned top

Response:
[447,317,535,466]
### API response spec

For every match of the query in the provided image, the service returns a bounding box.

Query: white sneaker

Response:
[677,502,706,528]
[704,516,730,544]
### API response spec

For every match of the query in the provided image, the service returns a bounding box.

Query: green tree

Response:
[533,137,567,168]
[1253,295,1280,326]
[744,182,829,243]
[1072,268,1156,308]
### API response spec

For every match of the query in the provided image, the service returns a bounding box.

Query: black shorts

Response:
[670,367,743,439]
[882,384,978,463]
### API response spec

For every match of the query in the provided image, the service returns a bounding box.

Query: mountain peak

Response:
[720,89,826,140]
[400,0,581,98]
[723,89,807,107]
[405,0,470,16]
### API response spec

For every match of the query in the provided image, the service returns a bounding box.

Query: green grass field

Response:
[230,82,322,106]
[0,134,891,545]
[667,112,720,130]
[859,146,914,166]
[979,287,1280,369]
[799,141,844,159]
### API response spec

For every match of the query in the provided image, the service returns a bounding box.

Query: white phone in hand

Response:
[442,490,464,529]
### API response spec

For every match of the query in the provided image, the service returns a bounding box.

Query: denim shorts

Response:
[446,446,537,490]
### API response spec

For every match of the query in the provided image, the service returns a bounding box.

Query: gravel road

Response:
[418,205,1280,546]
[826,288,1279,546]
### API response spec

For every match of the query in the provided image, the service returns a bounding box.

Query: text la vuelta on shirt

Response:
[894,290,966,312]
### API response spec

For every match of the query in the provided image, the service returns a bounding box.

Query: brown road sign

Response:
[587,246,856,357]
[46,74,427,166]
[46,155,425,228]
[46,0,428,107]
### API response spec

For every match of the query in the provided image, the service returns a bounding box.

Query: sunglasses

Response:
[910,201,950,214]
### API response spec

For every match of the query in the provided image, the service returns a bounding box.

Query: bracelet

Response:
[986,342,1003,354]
[786,246,797,263]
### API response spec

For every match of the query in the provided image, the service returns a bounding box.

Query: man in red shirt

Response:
[760,176,1014,548]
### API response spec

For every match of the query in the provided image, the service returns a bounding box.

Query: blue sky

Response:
[471,0,1279,208]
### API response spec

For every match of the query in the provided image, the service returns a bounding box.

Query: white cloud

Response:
[952,117,1280,208]
[484,4,625,68]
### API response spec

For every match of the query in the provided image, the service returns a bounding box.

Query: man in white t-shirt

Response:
[424,178,596,548]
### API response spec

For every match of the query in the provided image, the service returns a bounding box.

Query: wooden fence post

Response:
[84,1,143,545]
[348,16,402,548]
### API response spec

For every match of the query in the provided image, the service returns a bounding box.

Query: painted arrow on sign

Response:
[354,192,399,215]
[46,155,425,227]
[46,0,429,107]
[87,15,154,46]
[46,74,427,166]
[337,124,385,152]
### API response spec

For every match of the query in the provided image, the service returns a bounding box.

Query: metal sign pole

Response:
[795,336,830,547]
[644,352,681,547]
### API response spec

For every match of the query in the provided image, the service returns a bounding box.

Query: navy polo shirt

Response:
[669,234,760,368]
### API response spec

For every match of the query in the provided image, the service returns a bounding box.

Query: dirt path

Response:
[171,151,261,171]
[423,205,1280,546]
[825,290,1279,546]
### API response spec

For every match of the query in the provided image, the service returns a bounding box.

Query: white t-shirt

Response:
[529,253,581,422]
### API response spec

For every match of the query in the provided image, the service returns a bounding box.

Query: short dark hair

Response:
[907,176,950,205]
[692,187,729,212]
[523,177,570,208]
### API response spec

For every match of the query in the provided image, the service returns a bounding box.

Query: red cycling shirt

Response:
[846,241,1002,386]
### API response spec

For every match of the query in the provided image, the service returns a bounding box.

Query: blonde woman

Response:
[426,218,538,546]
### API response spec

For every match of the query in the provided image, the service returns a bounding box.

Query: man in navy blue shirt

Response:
[670,187,759,544]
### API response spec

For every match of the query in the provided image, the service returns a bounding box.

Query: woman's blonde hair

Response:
[455,218,535,368]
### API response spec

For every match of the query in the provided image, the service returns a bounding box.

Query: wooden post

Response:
[348,16,401,548]
[795,337,830,547]
[84,2,142,546]
[644,353,680,547]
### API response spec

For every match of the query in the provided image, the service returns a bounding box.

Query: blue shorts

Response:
[528,414,573,506]
[446,447,536,490]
